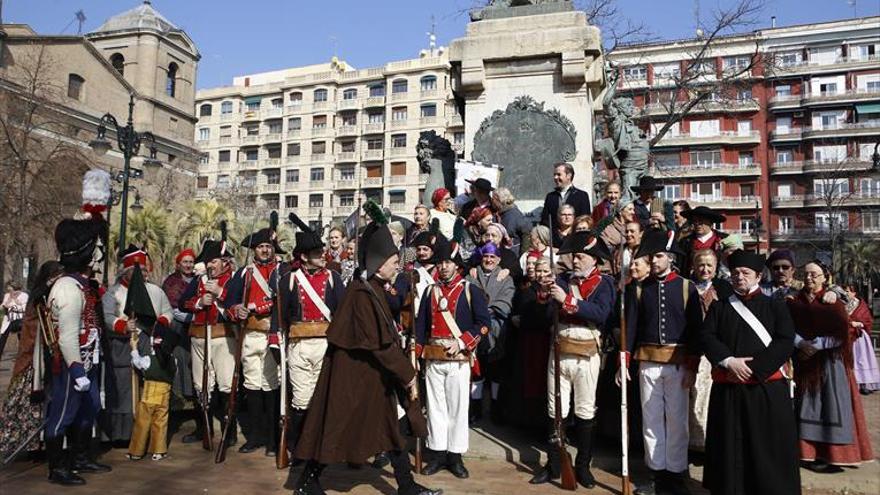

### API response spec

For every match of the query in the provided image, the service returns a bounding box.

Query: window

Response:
[369,84,385,97]
[777,183,793,197]
[737,89,753,101]
[263,196,279,209]
[198,128,210,141]
[391,107,407,122]
[166,63,178,97]
[365,189,382,203]
[268,121,283,134]
[740,183,755,198]
[340,141,356,152]
[661,184,682,201]
[390,162,406,176]
[287,143,301,156]
[239,172,257,187]
[244,125,259,136]
[339,167,355,180]
[852,44,877,60]
[288,117,302,131]
[813,178,849,196]
[217,175,230,189]
[692,182,722,200]
[199,153,210,165]
[366,137,383,150]
[775,116,792,134]
[343,88,358,100]
[197,176,208,189]
[219,150,231,162]
[290,92,303,105]
[67,74,84,99]
[737,119,752,135]
[312,115,327,129]
[341,112,357,126]
[266,170,280,185]
[814,144,846,163]
[778,216,793,233]
[199,104,213,117]
[690,149,721,166]
[808,46,841,65]
[221,101,233,114]
[776,85,792,97]
[286,170,299,183]
[722,55,751,72]
[690,59,716,76]
[776,149,793,163]
[453,132,464,145]
[310,168,325,182]
[271,98,283,109]
[860,178,880,197]
[312,141,326,154]
[243,148,259,161]
[110,53,125,76]
[267,145,282,159]
[739,217,754,232]
[815,212,847,232]
[392,79,408,94]
[652,62,680,81]
[421,104,437,118]
[365,164,382,178]
[391,134,407,148]
[862,211,880,232]
[367,111,384,124]
[818,82,838,95]
[314,89,328,102]
[622,65,647,79]
[420,75,437,91]
[389,191,406,204]
[817,111,842,130]
[246,100,260,112]
[738,151,754,166]
[309,194,324,208]
[690,119,720,137]
[338,192,355,207]
[776,50,801,67]
[655,152,681,168]
[285,195,299,208]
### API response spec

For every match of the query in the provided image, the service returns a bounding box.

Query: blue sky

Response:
[5,0,877,89]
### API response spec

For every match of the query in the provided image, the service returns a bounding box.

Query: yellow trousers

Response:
[128,380,171,456]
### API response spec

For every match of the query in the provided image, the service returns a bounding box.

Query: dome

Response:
[91,1,178,35]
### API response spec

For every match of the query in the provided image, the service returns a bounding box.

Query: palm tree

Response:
[176,199,235,252]
[839,239,880,295]
[127,202,173,276]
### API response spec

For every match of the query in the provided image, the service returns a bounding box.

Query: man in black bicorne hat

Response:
[630,176,665,228]
[458,177,495,221]
[677,206,729,276]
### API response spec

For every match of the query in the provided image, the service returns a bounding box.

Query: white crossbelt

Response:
[727,294,792,392]
[294,270,332,322]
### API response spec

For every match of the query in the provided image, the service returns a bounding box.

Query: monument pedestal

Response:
[449,3,605,211]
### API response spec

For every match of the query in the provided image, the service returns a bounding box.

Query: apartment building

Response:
[608,16,880,255]
[194,52,462,227]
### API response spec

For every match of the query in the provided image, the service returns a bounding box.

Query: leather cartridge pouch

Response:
[244,315,271,333]
[189,323,228,339]
[558,336,599,358]
[288,321,329,339]
[633,343,687,364]
[423,340,469,362]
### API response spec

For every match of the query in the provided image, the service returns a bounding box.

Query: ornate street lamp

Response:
[89,94,160,259]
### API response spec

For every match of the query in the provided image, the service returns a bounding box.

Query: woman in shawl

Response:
[844,283,879,395]
[788,260,874,471]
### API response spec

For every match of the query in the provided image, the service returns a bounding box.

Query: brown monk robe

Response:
[294,277,426,461]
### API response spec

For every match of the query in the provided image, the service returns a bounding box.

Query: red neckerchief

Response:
[691,231,720,251]
[571,268,602,300]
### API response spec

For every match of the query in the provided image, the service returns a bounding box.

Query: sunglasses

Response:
[771,264,792,271]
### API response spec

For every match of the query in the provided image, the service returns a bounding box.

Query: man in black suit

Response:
[540,162,591,227]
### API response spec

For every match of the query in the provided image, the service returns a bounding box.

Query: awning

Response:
[855,103,880,115]
[244,96,262,105]
[388,188,406,194]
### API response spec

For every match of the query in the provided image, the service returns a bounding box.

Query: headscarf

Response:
[176,248,195,265]
[431,188,450,208]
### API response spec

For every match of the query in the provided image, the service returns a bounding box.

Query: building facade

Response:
[607,16,880,256]
[194,50,463,227]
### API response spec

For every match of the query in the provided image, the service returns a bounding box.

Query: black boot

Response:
[390,448,443,495]
[70,427,112,473]
[421,450,446,476]
[215,392,238,447]
[182,402,206,444]
[446,452,469,479]
[265,389,279,457]
[665,470,691,495]
[46,436,85,486]
[529,426,561,484]
[294,460,326,495]
[372,451,391,469]
[239,389,264,453]
[573,418,596,488]
[634,469,661,495]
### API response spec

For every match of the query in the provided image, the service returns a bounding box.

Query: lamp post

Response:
[90,94,160,260]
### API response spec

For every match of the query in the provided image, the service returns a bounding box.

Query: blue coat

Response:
[624,273,701,353]
[415,280,491,350]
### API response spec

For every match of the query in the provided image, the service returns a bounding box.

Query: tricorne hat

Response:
[682,205,726,224]
[557,231,611,263]
[630,176,664,193]
[634,228,685,259]
[240,211,287,254]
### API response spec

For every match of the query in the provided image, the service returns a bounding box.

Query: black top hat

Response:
[681,205,727,224]
[634,228,685,259]
[557,231,612,263]
[466,177,495,192]
[727,250,766,273]
[630,176,664,193]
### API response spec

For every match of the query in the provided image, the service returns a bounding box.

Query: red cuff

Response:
[253,302,272,315]
[415,343,424,358]
[113,318,127,334]
[460,331,481,352]
[157,315,170,327]
[562,294,578,314]
[621,350,631,368]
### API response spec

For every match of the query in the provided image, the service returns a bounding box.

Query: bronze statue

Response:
[416,131,456,205]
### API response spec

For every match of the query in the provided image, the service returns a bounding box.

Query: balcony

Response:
[390,92,409,102]
[804,191,880,208]
[363,122,385,134]
[218,136,232,145]
[650,130,761,147]
[770,195,805,208]
[313,101,335,112]
[420,89,440,99]
[389,147,408,157]
[363,149,384,160]
[389,203,409,214]
[688,195,762,209]
[287,129,302,139]
[335,151,358,162]
[258,183,281,194]
[803,121,880,140]
[285,155,302,165]
[769,88,880,110]
[651,162,761,179]
[308,207,325,216]
[338,99,360,111]
[769,161,804,175]
[196,139,210,147]
[310,153,331,163]
[337,125,359,136]
[240,159,260,169]
[767,54,880,78]
[264,132,283,143]
[771,227,880,242]
[387,175,408,185]
[362,177,384,187]
[769,128,803,142]
[307,180,328,190]
[335,178,358,189]
[220,113,236,121]
[364,96,386,107]
[262,107,283,118]
[264,158,281,166]
[639,99,760,117]
[310,127,334,138]
[286,104,306,114]
[240,135,260,145]
[447,115,464,127]
[420,116,439,126]
[802,158,874,174]
[194,189,210,199]
[241,110,260,122]
[389,119,409,129]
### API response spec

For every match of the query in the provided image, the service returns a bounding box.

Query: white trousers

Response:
[287,338,327,409]
[638,361,690,472]
[241,331,279,391]
[547,353,601,420]
[190,336,236,394]
[425,360,470,454]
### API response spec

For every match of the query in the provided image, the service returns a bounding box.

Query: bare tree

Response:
[0,45,91,287]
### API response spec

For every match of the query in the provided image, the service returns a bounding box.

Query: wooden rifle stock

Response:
[215,268,252,464]
[276,268,290,470]
[548,214,576,491]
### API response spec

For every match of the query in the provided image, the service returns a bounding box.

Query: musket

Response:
[617,204,634,495]
[403,254,423,474]
[130,324,140,419]
[276,265,290,469]
[215,267,251,464]
[200,271,215,451]
[548,213,577,491]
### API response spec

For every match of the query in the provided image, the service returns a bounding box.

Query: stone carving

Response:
[472,96,576,202]
[597,64,650,203]
[416,130,457,205]
[471,0,572,21]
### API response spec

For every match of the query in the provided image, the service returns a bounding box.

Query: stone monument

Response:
[416,130,457,206]
[450,0,605,211]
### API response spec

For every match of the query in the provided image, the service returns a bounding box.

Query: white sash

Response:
[247,264,273,299]
[727,294,771,346]
[293,269,332,322]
